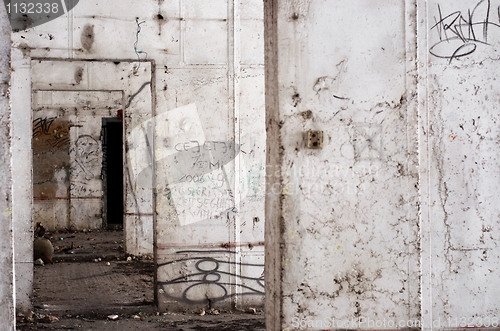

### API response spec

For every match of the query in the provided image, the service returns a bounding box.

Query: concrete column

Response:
[11,47,33,313]
[264,0,283,329]
[0,3,16,330]
[264,0,419,329]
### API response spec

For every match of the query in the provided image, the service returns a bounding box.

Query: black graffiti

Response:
[157,250,264,305]
[69,134,100,195]
[33,117,70,148]
[33,117,55,137]
[430,0,500,62]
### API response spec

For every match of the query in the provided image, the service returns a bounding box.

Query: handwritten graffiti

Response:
[33,117,70,148]
[171,140,239,174]
[158,250,264,305]
[430,0,500,62]
[70,135,101,195]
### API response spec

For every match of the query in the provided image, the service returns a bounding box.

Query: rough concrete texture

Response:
[419,0,500,327]
[268,0,420,328]
[7,0,500,329]
[278,1,420,329]
[10,0,266,314]
[265,0,500,330]
[0,3,15,330]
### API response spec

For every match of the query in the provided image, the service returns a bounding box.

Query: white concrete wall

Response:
[6,0,500,325]
[154,0,266,311]
[419,0,500,329]
[265,0,420,329]
[0,4,15,329]
[266,0,500,330]
[10,0,266,312]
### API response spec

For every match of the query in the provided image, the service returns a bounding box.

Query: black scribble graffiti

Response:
[430,0,500,62]
[157,250,264,305]
[70,135,101,194]
[33,117,55,138]
[33,117,70,148]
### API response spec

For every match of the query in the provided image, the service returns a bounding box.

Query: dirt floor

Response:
[17,229,265,331]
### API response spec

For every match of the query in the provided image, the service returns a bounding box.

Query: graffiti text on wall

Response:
[430,0,500,62]
[158,250,264,305]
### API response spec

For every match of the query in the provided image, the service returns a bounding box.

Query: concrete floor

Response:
[16,230,265,331]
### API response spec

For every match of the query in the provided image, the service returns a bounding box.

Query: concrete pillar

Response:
[0,3,16,330]
[265,0,419,329]
[11,47,33,313]
[263,0,283,329]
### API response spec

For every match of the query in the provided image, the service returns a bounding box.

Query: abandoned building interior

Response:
[1,0,500,330]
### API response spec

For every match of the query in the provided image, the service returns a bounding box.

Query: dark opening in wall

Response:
[101,118,124,229]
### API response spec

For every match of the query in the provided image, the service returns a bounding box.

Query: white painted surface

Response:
[9,0,499,325]
[419,0,500,329]
[11,47,34,314]
[266,0,420,329]
[266,0,500,330]
[0,2,15,327]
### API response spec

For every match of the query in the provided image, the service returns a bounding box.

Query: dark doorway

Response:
[101,118,124,229]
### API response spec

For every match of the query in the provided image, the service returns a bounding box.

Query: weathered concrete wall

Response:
[419,0,500,329]
[267,0,500,330]
[29,60,154,252]
[10,0,265,312]
[0,3,15,329]
[154,0,266,311]
[32,91,123,231]
[266,0,420,329]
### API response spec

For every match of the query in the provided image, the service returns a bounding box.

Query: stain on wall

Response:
[32,116,70,201]
[81,24,95,51]
[74,67,84,84]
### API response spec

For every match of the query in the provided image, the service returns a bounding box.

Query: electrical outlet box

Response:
[306,130,323,149]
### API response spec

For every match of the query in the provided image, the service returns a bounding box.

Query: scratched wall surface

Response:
[420,0,500,327]
[11,0,266,312]
[267,0,420,328]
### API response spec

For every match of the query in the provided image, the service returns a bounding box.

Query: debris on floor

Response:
[17,230,265,331]
[107,314,119,321]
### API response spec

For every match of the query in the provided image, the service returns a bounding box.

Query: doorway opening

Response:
[101,117,124,230]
